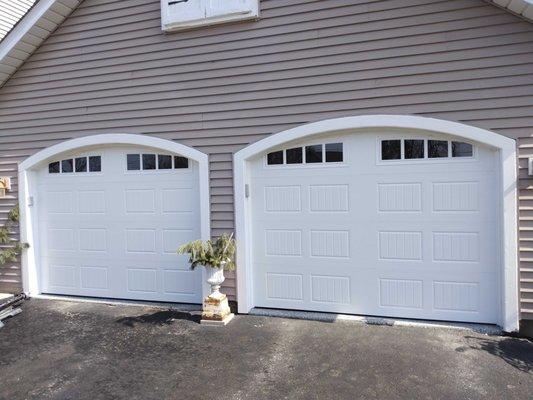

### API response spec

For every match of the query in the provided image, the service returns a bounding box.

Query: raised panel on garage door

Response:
[250,132,500,324]
[37,146,203,303]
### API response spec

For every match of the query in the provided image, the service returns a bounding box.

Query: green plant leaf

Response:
[0,206,29,266]
[177,233,236,271]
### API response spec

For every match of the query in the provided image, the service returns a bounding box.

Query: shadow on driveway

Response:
[116,309,201,327]
[457,336,533,373]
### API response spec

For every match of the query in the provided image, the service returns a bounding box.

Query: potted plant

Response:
[178,233,236,325]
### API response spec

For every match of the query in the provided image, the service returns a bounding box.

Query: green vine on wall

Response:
[0,205,29,265]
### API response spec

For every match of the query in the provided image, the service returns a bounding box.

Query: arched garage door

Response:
[35,144,204,303]
[248,129,501,324]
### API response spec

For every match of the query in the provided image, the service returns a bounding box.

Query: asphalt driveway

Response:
[0,299,531,400]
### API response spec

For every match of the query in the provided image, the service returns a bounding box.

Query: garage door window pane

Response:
[61,159,73,173]
[286,147,303,164]
[49,161,60,173]
[404,140,424,159]
[267,150,283,165]
[158,155,172,169]
[305,145,322,163]
[428,140,448,158]
[127,154,140,170]
[75,157,87,172]
[326,143,343,162]
[142,154,156,170]
[381,140,401,160]
[174,156,189,169]
[89,156,101,172]
[452,142,473,157]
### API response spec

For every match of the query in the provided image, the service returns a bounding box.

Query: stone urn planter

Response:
[202,262,233,325]
[205,262,226,299]
[177,234,236,326]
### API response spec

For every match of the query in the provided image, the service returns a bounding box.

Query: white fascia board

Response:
[0,0,81,88]
[490,0,533,21]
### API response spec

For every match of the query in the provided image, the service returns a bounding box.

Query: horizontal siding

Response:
[0,0,532,313]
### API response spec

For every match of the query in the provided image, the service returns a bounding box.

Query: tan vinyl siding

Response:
[0,0,532,312]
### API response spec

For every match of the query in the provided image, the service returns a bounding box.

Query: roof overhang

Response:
[490,0,533,21]
[0,0,81,88]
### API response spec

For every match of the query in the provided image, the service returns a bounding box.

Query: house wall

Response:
[0,0,532,318]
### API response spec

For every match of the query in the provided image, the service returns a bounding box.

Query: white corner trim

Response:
[233,115,519,332]
[18,133,211,297]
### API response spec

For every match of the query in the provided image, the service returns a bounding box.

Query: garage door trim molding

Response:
[234,115,518,332]
[18,133,210,298]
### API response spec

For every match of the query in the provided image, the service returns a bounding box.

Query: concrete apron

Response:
[32,294,202,312]
[250,308,504,335]
[30,294,503,335]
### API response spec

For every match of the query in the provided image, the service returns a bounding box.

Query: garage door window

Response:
[452,142,474,157]
[48,156,101,174]
[48,161,60,173]
[174,156,189,169]
[142,154,157,170]
[75,157,87,172]
[380,140,473,161]
[404,140,424,159]
[381,140,401,160]
[267,150,283,165]
[158,154,172,169]
[286,147,303,164]
[89,156,101,172]
[428,140,448,158]
[306,145,322,163]
[267,143,345,166]
[127,154,189,171]
[325,143,343,162]
[61,159,73,173]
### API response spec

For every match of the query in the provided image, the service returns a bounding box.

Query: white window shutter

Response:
[207,0,252,17]
[162,0,206,27]
[161,0,259,32]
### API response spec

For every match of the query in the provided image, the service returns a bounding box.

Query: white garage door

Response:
[250,130,500,324]
[37,145,202,303]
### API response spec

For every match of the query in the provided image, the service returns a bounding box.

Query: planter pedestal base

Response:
[200,313,234,326]
[200,292,234,326]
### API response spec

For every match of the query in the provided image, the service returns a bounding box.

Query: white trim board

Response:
[490,0,533,21]
[0,0,82,88]
[18,133,211,299]
[233,115,519,332]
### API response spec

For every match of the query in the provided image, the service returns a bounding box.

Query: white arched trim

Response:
[18,134,211,298]
[234,115,519,332]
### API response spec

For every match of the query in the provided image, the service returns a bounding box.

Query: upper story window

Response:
[127,154,189,171]
[161,0,259,32]
[380,139,473,162]
[266,143,344,166]
[48,156,101,174]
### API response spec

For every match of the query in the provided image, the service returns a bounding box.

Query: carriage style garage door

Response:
[249,130,501,324]
[36,145,203,303]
